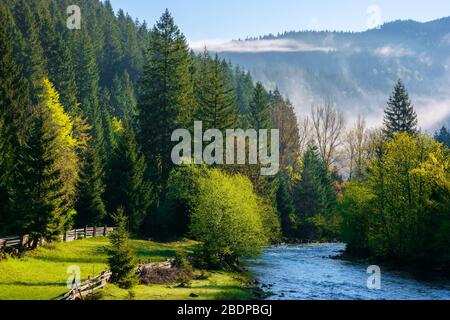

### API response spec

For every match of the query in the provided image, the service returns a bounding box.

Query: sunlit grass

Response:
[0,237,251,300]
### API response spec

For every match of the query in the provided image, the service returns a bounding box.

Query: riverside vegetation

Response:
[0,0,449,300]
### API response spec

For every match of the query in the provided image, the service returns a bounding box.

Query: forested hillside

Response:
[217,17,450,129]
[0,0,449,275]
[0,0,296,267]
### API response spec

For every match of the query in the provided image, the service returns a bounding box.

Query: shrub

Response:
[107,208,137,289]
[190,169,266,269]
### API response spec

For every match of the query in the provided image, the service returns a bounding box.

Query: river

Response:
[248,243,450,300]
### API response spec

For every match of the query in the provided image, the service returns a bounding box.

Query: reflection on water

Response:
[249,243,450,300]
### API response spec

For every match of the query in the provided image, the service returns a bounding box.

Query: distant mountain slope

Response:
[211,18,450,130]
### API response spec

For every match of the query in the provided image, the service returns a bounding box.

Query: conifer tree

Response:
[293,146,336,239]
[108,208,136,289]
[235,68,255,125]
[248,82,271,131]
[75,141,107,226]
[0,3,30,235]
[383,79,418,138]
[13,106,72,246]
[39,8,78,113]
[112,71,138,121]
[99,0,124,87]
[106,119,152,234]
[73,29,108,222]
[12,0,46,101]
[434,126,450,148]
[276,177,298,238]
[271,89,301,171]
[138,9,195,197]
[195,52,238,131]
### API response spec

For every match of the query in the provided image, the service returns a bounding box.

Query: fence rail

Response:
[0,226,114,249]
[57,271,113,300]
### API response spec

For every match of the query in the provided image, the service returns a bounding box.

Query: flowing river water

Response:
[248,243,450,300]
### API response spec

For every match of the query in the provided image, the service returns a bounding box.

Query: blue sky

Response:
[109,0,450,43]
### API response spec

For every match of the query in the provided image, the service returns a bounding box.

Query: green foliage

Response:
[108,208,137,289]
[341,133,450,271]
[248,82,271,131]
[156,165,207,239]
[293,146,337,240]
[434,126,450,149]
[189,169,267,268]
[11,79,79,244]
[194,51,238,132]
[138,9,195,198]
[338,182,374,255]
[13,104,69,245]
[106,119,152,234]
[270,89,300,171]
[256,197,282,244]
[383,79,418,138]
[75,140,107,226]
[275,177,298,238]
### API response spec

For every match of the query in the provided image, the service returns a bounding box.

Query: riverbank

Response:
[338,248,450,281]
[0,237,254,300]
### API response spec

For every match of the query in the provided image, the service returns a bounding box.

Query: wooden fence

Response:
[57,271,113,300]
[0,226,114,249]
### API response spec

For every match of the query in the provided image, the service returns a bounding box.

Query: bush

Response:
[108,208,137,289]
[338,182,374,256]
[190,169,266,269]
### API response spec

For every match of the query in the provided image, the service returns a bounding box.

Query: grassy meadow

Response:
[0,238,252,300]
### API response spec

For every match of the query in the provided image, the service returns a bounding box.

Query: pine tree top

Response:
[383,79,418,138]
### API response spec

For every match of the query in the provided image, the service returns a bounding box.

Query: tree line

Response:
[0,1,291,266]
[0,0,448,272]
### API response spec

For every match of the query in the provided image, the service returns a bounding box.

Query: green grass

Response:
[0,237,252,300]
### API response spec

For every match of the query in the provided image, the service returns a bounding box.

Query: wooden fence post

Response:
[84,226,88,239]
[93,226,96,238]
[103,225,107,236]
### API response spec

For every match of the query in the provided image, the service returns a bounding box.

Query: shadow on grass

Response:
[33,256,106,264]
[0,281,66,287]
[134,248,177,260]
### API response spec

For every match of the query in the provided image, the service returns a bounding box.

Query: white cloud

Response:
[190,39,336,53]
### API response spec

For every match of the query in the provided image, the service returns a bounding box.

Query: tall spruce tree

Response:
[73,29,108,223]
[248,82,272,131]
[383,79,418,138]
[293,146,336,240]
[75,140,107,226]
[39,7,78,113]
[0,3,30,235]
[138,9,195,199]
[276,177,298,238]
[12,0,46,102]
[195,52,238,131]
[111,71,138,121]
[13,106,70,246]
[106,119,152,234]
